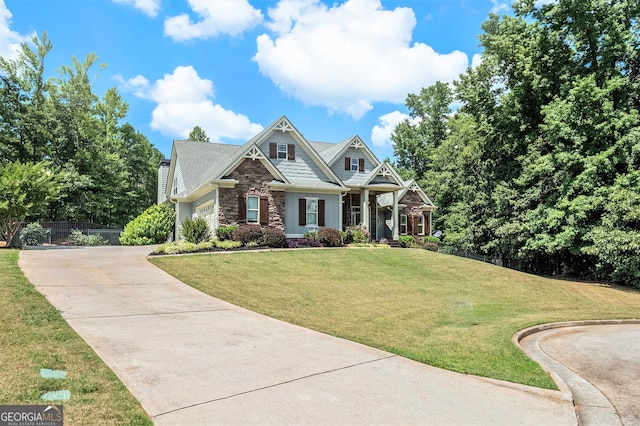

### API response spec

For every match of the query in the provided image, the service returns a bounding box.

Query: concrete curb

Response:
[513,319,640,425]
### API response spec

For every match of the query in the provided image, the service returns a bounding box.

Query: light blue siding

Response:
[284,192,341,236]
[259,133,332,182]
[175,201,193,239]
[332,147,376,186]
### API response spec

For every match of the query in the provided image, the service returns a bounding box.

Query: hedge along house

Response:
[158,116,436,241]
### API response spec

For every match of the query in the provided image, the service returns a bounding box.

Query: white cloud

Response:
[371,111,411,148]
[120,66,263,141]
[490,0,509,13]
[164,0,263,41]
[112,0,161,17]
[254,0,468,120]
[0,0,35,61]
[471,53,482,69]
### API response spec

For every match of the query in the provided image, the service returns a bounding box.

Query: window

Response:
[172,177,178,195]
[345,157,365,172]
[351,158,359,171]
[400,215,407,235]
[277,144,287,159]
[299,198,325,227]
[247,196,259,223]
[269,143,295,160]
[351,206,360,226]
[418,215,424,235]
[306,198,318,226]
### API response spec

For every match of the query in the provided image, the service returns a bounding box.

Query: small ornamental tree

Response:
[0,161,60,247]
[120,203,176,245]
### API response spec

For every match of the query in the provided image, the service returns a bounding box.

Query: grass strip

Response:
[151,248,640,390]
[0,249,151,425]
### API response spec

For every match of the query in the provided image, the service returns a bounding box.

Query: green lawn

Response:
[151,248,640,390]
[0,250,151,425]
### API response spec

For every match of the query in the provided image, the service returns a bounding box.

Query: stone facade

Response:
[218,158,285,230]
[399,190,428,235]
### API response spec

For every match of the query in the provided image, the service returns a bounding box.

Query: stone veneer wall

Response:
[399,190,425,217]
[399,190,429,235]
[218,158,285,230]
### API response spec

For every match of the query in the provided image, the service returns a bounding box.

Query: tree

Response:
[0,161,61,246]
[393,0,640,285]
[392,82,453,179]
[188,125,210,142]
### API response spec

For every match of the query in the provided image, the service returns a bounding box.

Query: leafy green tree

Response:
[0,162,61,246]
[393,0,640,285]
[392,82,453,179]
[188,125,210,142]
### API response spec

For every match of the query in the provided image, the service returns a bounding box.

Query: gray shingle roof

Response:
[174,140,242,194]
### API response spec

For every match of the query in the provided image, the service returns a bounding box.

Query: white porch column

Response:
[392,191,399,240]
[361,189,369,232]
[339,193,344,231]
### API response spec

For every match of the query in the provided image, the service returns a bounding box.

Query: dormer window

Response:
[277,144,287,159]
[269,143,295,160]
[344,157,365,172]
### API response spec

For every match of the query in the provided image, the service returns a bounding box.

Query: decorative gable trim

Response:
[274,118,294,132]
[363,162,405,187]
[327,135,379,168]
[407,181,421,192]
[245,146,265,161]
[399,179,436,208]
[349,136,366,150]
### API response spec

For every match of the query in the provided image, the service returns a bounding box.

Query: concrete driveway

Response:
[518,323,640,425]
[19,246,576,425]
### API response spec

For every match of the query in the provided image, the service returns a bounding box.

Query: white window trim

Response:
[418,214,424,235]
[306,197,318,226]
[277,143,287,159]
[351,157,359,171]
[400,214,407,235]
[351,206,360,226]
[247,195,259,224]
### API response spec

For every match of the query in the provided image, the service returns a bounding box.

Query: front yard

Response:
[151,248,640,390]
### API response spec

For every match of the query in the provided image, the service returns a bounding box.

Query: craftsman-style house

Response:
[158,116,435,241]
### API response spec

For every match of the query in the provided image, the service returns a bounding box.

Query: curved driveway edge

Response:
[515,320,640,425]
[19,246,577,425]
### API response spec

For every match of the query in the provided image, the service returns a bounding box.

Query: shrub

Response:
[196,241,214,251]
[304,230,317,240]
[423,242,439,252]
[120,204,176,245]
[317,228,343,247]
[379,238,389,245]
[181,217,211,244]
[262,227,287,248]
[216,224,238,241]
[345,225,369,244]
[399,235,417,248]
[69,229,108,246]
[19,223,47,246]
[287,238,322,248]
[161,240,197,254]
[423,236,440,245]
[232,225,263,245]
[215,239,242,249]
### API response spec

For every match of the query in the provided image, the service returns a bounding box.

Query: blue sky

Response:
[1,0,509,160]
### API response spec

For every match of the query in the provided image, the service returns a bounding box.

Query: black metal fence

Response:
[11,221,123,246]
[438,246,523,272]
